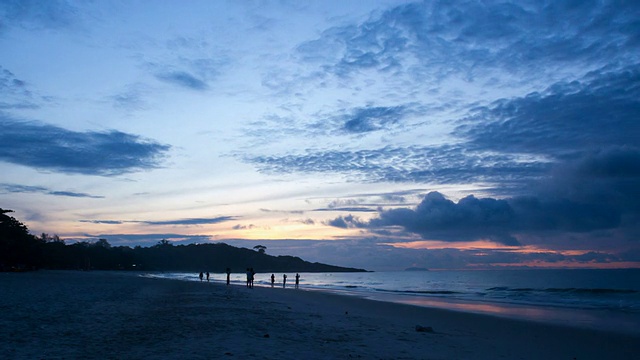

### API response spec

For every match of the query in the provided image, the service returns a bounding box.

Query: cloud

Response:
[329,188,627,246]
[0,67,29,95]
[0,66,46,109]
[142,216,236,226]
[296,1,640,85]
[314,207,377,213]
[110,83,150,111]
[325,214,367,229]
[79,216,237,226]
[155,71,208,91]
[341,105,409,134]
[0,0,79,32]
[457,65,640,158]
[369,192,520,245]
[244,144,549,186]
[0,183,104,198]
[79,220,123,225]
[0,116,170,175]
[148,56,226,91]
[539,146,640,214]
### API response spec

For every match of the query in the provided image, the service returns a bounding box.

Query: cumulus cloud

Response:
[540,146,640,214]
[324,214,367,229]
[0,116,170,175]
[330,185,628,246]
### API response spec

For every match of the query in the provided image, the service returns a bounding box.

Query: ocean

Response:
[143,268,640,335]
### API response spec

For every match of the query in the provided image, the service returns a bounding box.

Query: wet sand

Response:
[1,271,638,359]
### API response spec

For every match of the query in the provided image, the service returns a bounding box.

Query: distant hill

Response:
[1,207,366,273]
[125,242,367,273]
[36,241,367,273]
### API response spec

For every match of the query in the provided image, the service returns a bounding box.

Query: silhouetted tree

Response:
[94,238,112,248]
[0,208,43,271]
[253,244,267,254]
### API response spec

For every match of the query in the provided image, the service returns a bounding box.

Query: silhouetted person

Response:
[250,268,255,288]
[271,273,275,287]
[199,272,204,282]
[226,268,231,285]
[283,274,287,288]
[206,272,210,282]
[246,268,251,288]
[295,273,300,289]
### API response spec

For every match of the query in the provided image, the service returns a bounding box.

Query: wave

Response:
[375,289,461,295]
[486,287,637,295]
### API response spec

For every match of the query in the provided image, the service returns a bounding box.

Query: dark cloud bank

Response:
[328,145,640,247]
[0,116,170,176]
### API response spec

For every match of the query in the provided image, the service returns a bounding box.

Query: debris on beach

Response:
[415,325,434,333]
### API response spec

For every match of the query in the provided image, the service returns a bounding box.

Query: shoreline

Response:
[2,270,639,359]
[147,270,640,336]
[332,287,640,336]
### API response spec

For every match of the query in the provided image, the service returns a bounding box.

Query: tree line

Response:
[0,208,365,273]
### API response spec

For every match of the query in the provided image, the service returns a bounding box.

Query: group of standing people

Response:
[270,273,300,288]
[198,271,210,282]
[200,269,301,288]
[246,268,256,288]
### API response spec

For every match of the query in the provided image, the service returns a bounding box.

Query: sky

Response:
[1,0,639,271]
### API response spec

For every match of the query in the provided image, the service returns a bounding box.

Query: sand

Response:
[1,271,638,360]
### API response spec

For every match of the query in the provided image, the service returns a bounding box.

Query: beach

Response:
[1,271,638,360]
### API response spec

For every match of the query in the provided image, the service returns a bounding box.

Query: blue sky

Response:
[1,0,639,270]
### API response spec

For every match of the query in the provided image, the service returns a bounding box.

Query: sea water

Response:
[144,269,640,334]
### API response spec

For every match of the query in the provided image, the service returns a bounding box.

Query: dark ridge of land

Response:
[1,207,367,273]
[11,240,368,273]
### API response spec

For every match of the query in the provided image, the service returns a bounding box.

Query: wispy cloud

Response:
[0,183,103,198]
[456,65,640,159]
[295,1,639,86]
[0,0,80,32]
[0,66,48,109]
[147,56,226,91]
[110,83,150,111]
[79,216,237,226]
[142,216,237,226]
[243,144,549,186]
[340,105,409,134]
[155,71,208,91]
[0,116,170,176]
